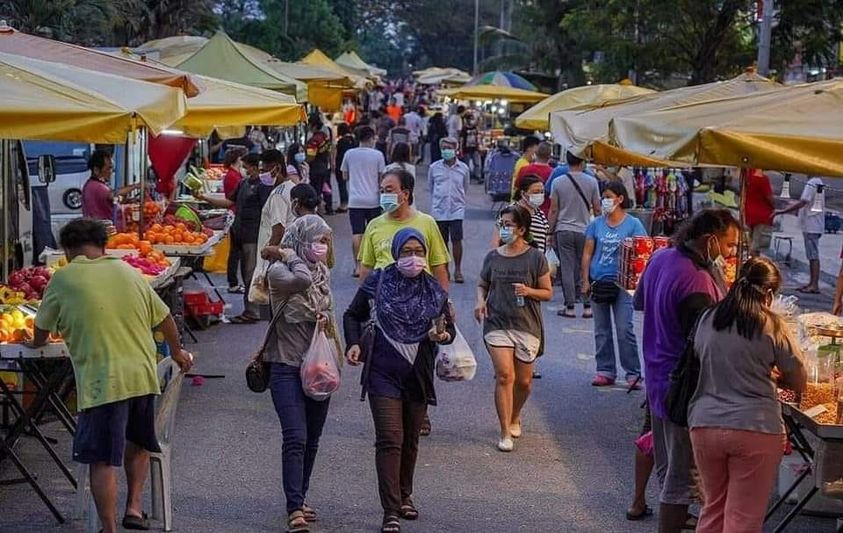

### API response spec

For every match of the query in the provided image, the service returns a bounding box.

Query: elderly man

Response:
[32,218,193,533]
[428,137,470,283]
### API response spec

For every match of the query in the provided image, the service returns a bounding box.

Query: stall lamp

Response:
[484,100,492,106]
[161,129,184,136]
[491,105,498,113]
[780,174,791,198]
[811,184,825,213]
[500,99,508,107]
[498,107,506,115]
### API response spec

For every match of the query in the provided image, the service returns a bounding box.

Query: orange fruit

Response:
[175,223,187,232]
[164,235,174,244]
[151,223,163,233]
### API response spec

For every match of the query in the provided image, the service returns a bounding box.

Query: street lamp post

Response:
[473,0,480,75]
[757,0,774,76]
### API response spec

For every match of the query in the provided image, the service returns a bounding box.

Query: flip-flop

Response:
[796,287,820,294]
[230,315,258,324]
[626,505,653,521]
[557,309,576,318]
[122,511,150,530]
[454,273,465,284]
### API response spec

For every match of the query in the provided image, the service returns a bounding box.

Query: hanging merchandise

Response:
[812,184,826,213]
[781,173,792,198]
[632,168,690,236]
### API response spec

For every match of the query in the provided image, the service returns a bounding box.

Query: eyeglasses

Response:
[495,221,518,229]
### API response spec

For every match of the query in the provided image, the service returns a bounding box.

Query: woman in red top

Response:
[744,169,775,256]
[222,147,248,293]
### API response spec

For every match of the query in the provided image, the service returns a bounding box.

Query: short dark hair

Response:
[89,149,111,172]
[457,105,466,114]
[223,146,247,168]
[521,135,540,152]
[261,149,285,168]
[514,175,543,202]
[291,183,319,211]
[356,125,376,142]
[390,142,411,165]
[59,218,108,250]
[672,208,741,247]
[381,168,415,205]
[565,150,584,166]
[337,123,351,136]
[498,204,536,248]
[242,153,261,168]
[712,256,783,340]
[603,181,632,209]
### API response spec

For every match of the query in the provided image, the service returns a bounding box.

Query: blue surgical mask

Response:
[294,152,306,163]
[499,226,514,244]
[442,149,456,161]
[380,193,399,213]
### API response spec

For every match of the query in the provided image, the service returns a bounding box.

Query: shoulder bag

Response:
[565,173,593,216]
[245,298,289,393]
[665,312,706,426]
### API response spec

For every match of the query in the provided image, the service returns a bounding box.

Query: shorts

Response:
[73,394,160,466]
[437,220,464,243]
[652,414,695,505]
[349,207,383,235]
[803,232,822,261]
[484,329,540,363]
[750,224,773,253]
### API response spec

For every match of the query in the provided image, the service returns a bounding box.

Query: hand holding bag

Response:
[248,258,270,305]
[301,323,342,401]
[435,326,477,382]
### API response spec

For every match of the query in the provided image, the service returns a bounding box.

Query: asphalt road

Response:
[1,166,834,532]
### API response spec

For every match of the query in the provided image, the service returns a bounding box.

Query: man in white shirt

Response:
[341,125,386,277]
[403,106,424,160]
[428,137,470,283]
[447,105,465,140]
[776,176,826,293]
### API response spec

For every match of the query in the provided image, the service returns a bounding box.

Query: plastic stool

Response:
[774,236,793,265]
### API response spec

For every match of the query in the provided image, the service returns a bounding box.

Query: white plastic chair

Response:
[76,358,184,532]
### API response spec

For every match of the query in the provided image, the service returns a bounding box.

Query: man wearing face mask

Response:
[197,154,273,323]
[633,209,740,533]
[358,169,450,291]
[428,137,470,283]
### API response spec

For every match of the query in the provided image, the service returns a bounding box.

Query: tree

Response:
[772,0,843,73]
[0,0,111,44]
[110,0,217,46]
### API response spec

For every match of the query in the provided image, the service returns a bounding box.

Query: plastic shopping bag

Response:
[248,259,270,305]
[435,327,477,382]
[635,431,654,458]
[300,327,341,401]
[203,235,231,273]
[545,247,560,278]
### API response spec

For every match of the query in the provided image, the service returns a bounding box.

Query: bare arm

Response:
[776,199,807,216]
[432,264,450,292]
[529,272,553,302]
[582,238,596,293]
[834,264,843,315]
[268,223,286,247]
[196,192,234,209]
[547,194,559,243]
[154,315,194,372]
[32,327,50,347]
[474,282,489,323]
[357,264,372,284]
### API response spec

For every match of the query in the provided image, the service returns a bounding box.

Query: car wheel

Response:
[64,189,82,210]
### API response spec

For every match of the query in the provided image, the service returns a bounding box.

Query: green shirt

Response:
[358,210,450,270]
[35,256,170,410]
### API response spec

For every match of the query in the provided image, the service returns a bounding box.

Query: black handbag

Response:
[665,313,705,427]
[245,299,288,393]
[590,280,620,304]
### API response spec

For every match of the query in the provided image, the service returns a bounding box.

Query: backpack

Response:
[485,149,519,201]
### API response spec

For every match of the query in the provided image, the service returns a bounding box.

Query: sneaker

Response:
[497,437,515,452]
[591,375,615,387]
[557,307,576,318]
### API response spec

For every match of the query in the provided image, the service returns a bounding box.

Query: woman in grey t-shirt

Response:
[475,205,552,452]
[689,256,806,533]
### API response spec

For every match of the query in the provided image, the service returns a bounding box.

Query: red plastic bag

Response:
[300,327,341,401]
[635,430,654,458]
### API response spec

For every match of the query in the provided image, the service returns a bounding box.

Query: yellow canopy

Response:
[550,71,780,165]
[0,51,185,142]
[514,84,656,131]
[610,78,843,177]
[299,49,369,88]
[335,50,387,78]
[173,75,305,138]
[174,32,307,101]
[437,85,547,103]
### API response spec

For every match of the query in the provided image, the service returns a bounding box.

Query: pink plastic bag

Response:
[300,328,341,401]
[635,431,654,457]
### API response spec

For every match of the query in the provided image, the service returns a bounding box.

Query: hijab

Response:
[277,215,332,323]
[361,228,448,343]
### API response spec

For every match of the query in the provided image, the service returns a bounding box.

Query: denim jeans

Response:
[592,289,641,380]
[269,363,331,514]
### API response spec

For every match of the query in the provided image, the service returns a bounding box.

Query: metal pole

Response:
[1,140,8,281]
[757,0,774,76]
[284,0,289,37]
[473,0,480,75]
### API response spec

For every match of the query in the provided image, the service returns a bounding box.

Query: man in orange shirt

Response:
[386,97,402,123]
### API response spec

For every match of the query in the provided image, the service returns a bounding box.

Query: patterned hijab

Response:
[361,228,448,343]
[279,215,332,323]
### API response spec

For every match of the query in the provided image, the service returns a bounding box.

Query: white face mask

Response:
[601,198,617,215]
[528,193,544,208]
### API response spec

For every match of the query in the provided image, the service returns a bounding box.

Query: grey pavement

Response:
[1,166,835,532]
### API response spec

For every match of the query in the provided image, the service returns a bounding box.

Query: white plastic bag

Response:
[248,259,270,305]
[435,327,477,382]
[545,247,560,278]
[300,327,341,401]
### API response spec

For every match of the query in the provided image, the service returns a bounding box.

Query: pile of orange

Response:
[105,233,170,267]
[145,223,209,246]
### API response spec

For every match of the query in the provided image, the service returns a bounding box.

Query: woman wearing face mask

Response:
[290,183,335,270]
[476,205,553,452]
[689,256,806,533]
[286,142,310,185]
[581,182,647,388]
[221,146,248,293]
[512,175,549,253]
[260,214,338,533]
[344,228,455,533]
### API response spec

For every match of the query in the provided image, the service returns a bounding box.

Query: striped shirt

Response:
[511,202,549,253]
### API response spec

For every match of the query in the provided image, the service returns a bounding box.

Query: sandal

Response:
[796,287,820,294]
[287,510,309,533]
[454,273,465,284]
[227,285,245,294]
[626,505,653,521]
[400,499,419,520]
[582,306,593,318]
[302,504,317,522]
[230,314,258,324]
[381,514,401,533]
[557,308,576,318]
[122,511,150,530]
[419,414,431,436]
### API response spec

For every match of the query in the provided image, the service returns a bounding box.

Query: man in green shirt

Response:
[358,168,450,290]
[32,219,193,533]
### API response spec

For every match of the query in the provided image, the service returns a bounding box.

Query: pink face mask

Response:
[305,242,329,263]
[396,255,426,278]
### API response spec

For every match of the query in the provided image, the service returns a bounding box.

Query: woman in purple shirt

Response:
[81,150,138,221]
[634,208,739,533]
